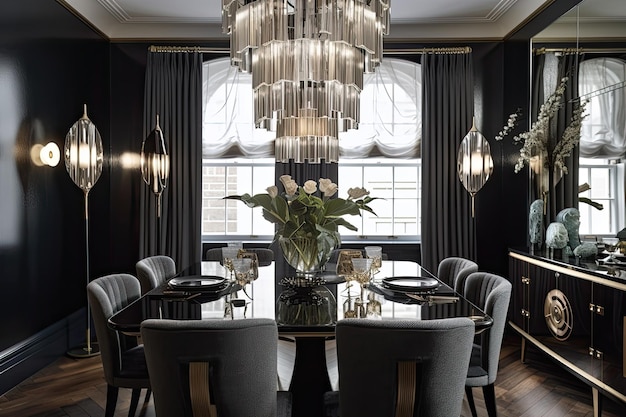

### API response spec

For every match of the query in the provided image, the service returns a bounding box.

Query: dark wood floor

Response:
[1,332,625,417]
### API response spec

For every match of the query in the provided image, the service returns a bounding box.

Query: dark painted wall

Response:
[0,1,110,357]
[475,40,533,275]
[0,0,580,395]
[107,43,148,273]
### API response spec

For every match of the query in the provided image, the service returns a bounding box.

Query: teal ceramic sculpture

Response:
[556,208,581,251]
[546,222,569,249]
[529,199,544,248]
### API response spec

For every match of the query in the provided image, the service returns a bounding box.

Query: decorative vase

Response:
[529,199,544,253]
[279,235,338,278]
[277,234,339,325]
[276,277,337,326]
[530,150,563,226]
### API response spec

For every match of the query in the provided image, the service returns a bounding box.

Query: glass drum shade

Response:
[222,0,391,163]
[457,124,493,216]
[141,115,170,196]
[64,104,103,192]
[457,130,493,193]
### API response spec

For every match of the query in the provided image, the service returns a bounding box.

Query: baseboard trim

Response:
[0,309,85,396]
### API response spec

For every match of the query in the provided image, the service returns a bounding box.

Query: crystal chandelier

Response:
[222,0,391,163]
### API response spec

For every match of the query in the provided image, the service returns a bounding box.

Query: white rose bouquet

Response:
[225,175,378,243]
[225,176,379,274]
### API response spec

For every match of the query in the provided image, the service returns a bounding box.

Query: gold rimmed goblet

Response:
[351,257,373,304]
[222,247,240,281]
[232,257,254,300]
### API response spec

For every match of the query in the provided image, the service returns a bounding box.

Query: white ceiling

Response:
[60,0,625,41]
[535,0,626,40]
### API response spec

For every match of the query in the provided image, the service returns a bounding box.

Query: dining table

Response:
[108,259,492,417]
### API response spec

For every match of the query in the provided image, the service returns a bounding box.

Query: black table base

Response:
[289,337,333,417]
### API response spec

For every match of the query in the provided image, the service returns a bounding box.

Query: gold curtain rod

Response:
[417,46,472,54]
[534,47,626,55]
[148,46,228,53]
[384,46,472,55]
[148,45,473,55]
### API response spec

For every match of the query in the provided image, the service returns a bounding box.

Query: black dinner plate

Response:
[168,276,227,291]
[381,276,440,292]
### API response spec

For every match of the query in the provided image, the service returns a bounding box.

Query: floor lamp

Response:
[64,104,103,358]
[141,114,169,252]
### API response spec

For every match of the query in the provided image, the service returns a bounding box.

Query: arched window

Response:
[201,57,422,242]
[578,57,626,235]
[579,57,626,159]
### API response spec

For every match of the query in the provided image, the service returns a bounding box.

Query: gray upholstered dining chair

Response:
[205,247,275,266]
[437,256,478,292]
[204,247,223,262]
[242,247,274,266]
[87,274,151,417]
[141,318,292,417]
[135,255,176,294]
[324,317,475,417]
[461,272,512,417]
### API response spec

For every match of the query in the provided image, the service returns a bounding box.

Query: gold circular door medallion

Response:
[544,289,573,341]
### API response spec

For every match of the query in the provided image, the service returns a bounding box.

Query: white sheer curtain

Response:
[202,58,274,158]
[202,57,421,159]
[579,57,626,159]
[339,58,421,158]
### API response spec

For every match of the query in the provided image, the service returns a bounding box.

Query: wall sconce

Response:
[64,104,103,358]
[40,142,61,166]
[457,119,493,217]
[30,142,60,167]
[141,114,169,248]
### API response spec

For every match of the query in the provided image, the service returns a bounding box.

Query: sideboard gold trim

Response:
[509,252,626,292]
[509,321,626,404]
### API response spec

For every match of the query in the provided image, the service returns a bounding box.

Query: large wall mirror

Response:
[531,0,626,239]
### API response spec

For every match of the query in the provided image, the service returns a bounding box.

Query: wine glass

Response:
[222,247,240,280]
[364,246,382,274]
[351,258,373,303]
[232,257,254,299]
[227,241,244,249]
[366,292,382,318]
[342,293,365,318]
[602,237,620,263]
[232,258,253,284]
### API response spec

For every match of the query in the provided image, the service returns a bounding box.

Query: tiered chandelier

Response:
[222,0,391,163]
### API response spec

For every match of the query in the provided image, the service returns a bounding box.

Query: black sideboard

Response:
[508,249,626,417]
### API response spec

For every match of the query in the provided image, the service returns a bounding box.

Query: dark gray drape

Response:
[141,51,202,270]
[275,160,338,186]
[420,52,474,273]
[529,53,547,214]
[531,53,546,123]
[553,53,581,220]
[532,53,581,223]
